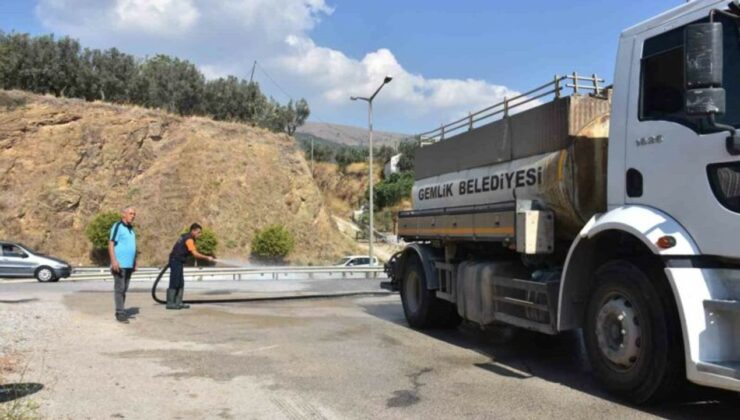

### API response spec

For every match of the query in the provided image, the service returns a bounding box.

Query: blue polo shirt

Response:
[109,221,137,269]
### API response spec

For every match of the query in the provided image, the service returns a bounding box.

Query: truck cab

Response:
[599,0,740,395]
[609,0,740,255]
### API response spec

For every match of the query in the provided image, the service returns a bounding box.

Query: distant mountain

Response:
[295,122,409,148]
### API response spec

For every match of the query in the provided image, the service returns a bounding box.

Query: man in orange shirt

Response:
[167,223,216,310]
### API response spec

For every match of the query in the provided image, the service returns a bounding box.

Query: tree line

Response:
[0,32,309,134]
[303,141,396,169]
[298,136,420,171]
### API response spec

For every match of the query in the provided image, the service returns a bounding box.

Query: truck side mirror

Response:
[685,22,726,116]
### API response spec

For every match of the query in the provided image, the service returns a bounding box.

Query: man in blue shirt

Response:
[108,206,137,323]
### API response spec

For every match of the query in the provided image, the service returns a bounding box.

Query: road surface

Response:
[0,276,737,419]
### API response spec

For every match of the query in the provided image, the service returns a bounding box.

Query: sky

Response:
[0,0,683,134]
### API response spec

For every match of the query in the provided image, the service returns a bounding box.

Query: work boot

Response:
[166,288,179,310]
[176,288,190,309]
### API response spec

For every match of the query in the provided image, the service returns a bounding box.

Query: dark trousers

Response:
[169,259,185,289]
[113,268,133,314]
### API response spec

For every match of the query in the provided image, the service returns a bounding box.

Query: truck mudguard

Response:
[557,205,700,331]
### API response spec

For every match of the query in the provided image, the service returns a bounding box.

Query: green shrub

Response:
[370,171,414,210]
[298,137,335,163]
[251,225,295,261]
[335,146,367,170]
[85,211,121,265]
[85,211,121,249]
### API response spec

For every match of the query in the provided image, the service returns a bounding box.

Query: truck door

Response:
[624,12,740,259]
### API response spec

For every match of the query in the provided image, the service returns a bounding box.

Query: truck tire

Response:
[584,260,684,404]
[400,254,460,329]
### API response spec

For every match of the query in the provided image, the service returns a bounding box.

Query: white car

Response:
[335,256,379,267]
[0,241,72,282]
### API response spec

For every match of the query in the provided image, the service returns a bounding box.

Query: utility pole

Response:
[311,137,314,174]
[249,60,257,84]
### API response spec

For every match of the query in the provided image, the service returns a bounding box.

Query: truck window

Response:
[721,19,740,129]
[708,161,740,213]
[640,23,688,126]
[641,46,684,120]
[640,17,740,131]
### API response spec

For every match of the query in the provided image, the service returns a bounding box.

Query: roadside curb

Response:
[1,277,390,285]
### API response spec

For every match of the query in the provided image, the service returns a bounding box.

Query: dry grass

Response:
[0,393,40,420]
[0,354,40,420]
[310,161,385,219]
[0,94,27,111]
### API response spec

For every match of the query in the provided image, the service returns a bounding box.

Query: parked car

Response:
[335,256,379,267]
[0,241,71,282]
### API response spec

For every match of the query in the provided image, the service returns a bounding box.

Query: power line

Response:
[253,61,370,146]
[255,61,293,101]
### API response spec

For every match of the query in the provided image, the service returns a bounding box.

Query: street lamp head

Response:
[350,96,358,101]
[383,75,393,84]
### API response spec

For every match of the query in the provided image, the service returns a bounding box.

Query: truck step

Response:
[703,299,740,313]
[493,296,549,312]
[493,312,557,335]
[696,361,740,380]
[491,275,560,335]
[492,276,555,292]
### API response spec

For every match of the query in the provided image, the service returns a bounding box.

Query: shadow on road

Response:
[0,383,43,403]
[361,301,740,419]
[124,307,140,319]
[0,298,40,304]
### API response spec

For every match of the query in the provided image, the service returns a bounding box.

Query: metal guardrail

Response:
[68,266,387,282]
[72,267,159,274]
[417,72,605,143]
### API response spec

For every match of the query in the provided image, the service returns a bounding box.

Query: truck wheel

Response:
[400,254,460,329]
[584,260,683,404]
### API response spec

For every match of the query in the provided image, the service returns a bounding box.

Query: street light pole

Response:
[368,98,374,267]
[351,76,392,267]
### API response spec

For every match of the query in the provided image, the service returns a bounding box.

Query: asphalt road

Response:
[1,277,738,419]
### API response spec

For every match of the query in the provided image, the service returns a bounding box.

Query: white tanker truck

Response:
[384,0,740,403]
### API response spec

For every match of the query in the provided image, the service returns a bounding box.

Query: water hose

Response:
[151,263,392,305]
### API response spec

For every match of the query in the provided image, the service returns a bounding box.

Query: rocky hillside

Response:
[0,90,355,266]
[311,162,378,218]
